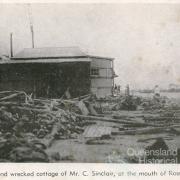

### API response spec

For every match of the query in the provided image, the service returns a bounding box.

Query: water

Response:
[134,92,180,102]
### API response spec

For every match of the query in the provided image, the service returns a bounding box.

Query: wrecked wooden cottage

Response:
[0,47,116,98]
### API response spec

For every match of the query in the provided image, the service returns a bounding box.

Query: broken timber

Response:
[115,124,180,135]
[83,125,112,138]
[76,114,156,127]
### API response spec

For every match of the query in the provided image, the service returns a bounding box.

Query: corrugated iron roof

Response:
[13,46,87,59]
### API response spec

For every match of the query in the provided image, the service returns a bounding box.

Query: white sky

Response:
[0,3,180,89]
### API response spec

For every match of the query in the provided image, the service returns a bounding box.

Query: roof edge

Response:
[12,56,88,60]
[21,46,80,50]
[0,58,91,64]
[88,55,114,60]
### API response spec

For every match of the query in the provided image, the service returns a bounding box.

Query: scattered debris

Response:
[83,125,112,139]
[0,91,85,162]
[0,90,180,162]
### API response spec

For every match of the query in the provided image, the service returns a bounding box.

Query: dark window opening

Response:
[91,68,99,76]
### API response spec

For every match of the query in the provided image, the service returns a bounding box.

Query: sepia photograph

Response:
[0,2,180,163]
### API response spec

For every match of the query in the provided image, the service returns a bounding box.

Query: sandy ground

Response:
[46,95,180,163]
[46,132,180,163]
[46,113,180,163]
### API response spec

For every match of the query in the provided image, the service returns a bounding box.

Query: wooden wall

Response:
[0,62,91,98]
[90,57,113,97]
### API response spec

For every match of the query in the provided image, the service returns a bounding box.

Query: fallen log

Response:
[0,102,20,106]
[0,90,25,96]
[0,92,24,102]
[115,124,180,135]
[71,94,91,101]
[144,116,180,121]
[76,114,156,127]
[21,103,48,110]
[11,106,54,114]
[116,127,168,135]
[0,91,14,94]
[34,98,51,103]
[0,92,27,102]
[0,101,48,110]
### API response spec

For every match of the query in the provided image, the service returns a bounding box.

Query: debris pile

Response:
[0,90,180,163]
[140,95,168,111]
[0,91,85,162]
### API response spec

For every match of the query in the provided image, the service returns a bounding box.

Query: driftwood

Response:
[0,101,51,112]
[11,106,54,114]
[76,114,155,127]
[116,127,168,135]
[0,102,20,106]
[22,103,47,109]
[144,116,180,122]
[0,91,25,95]
[0,92,24,102]
[71,94,91,101]
[116,124,180,135]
